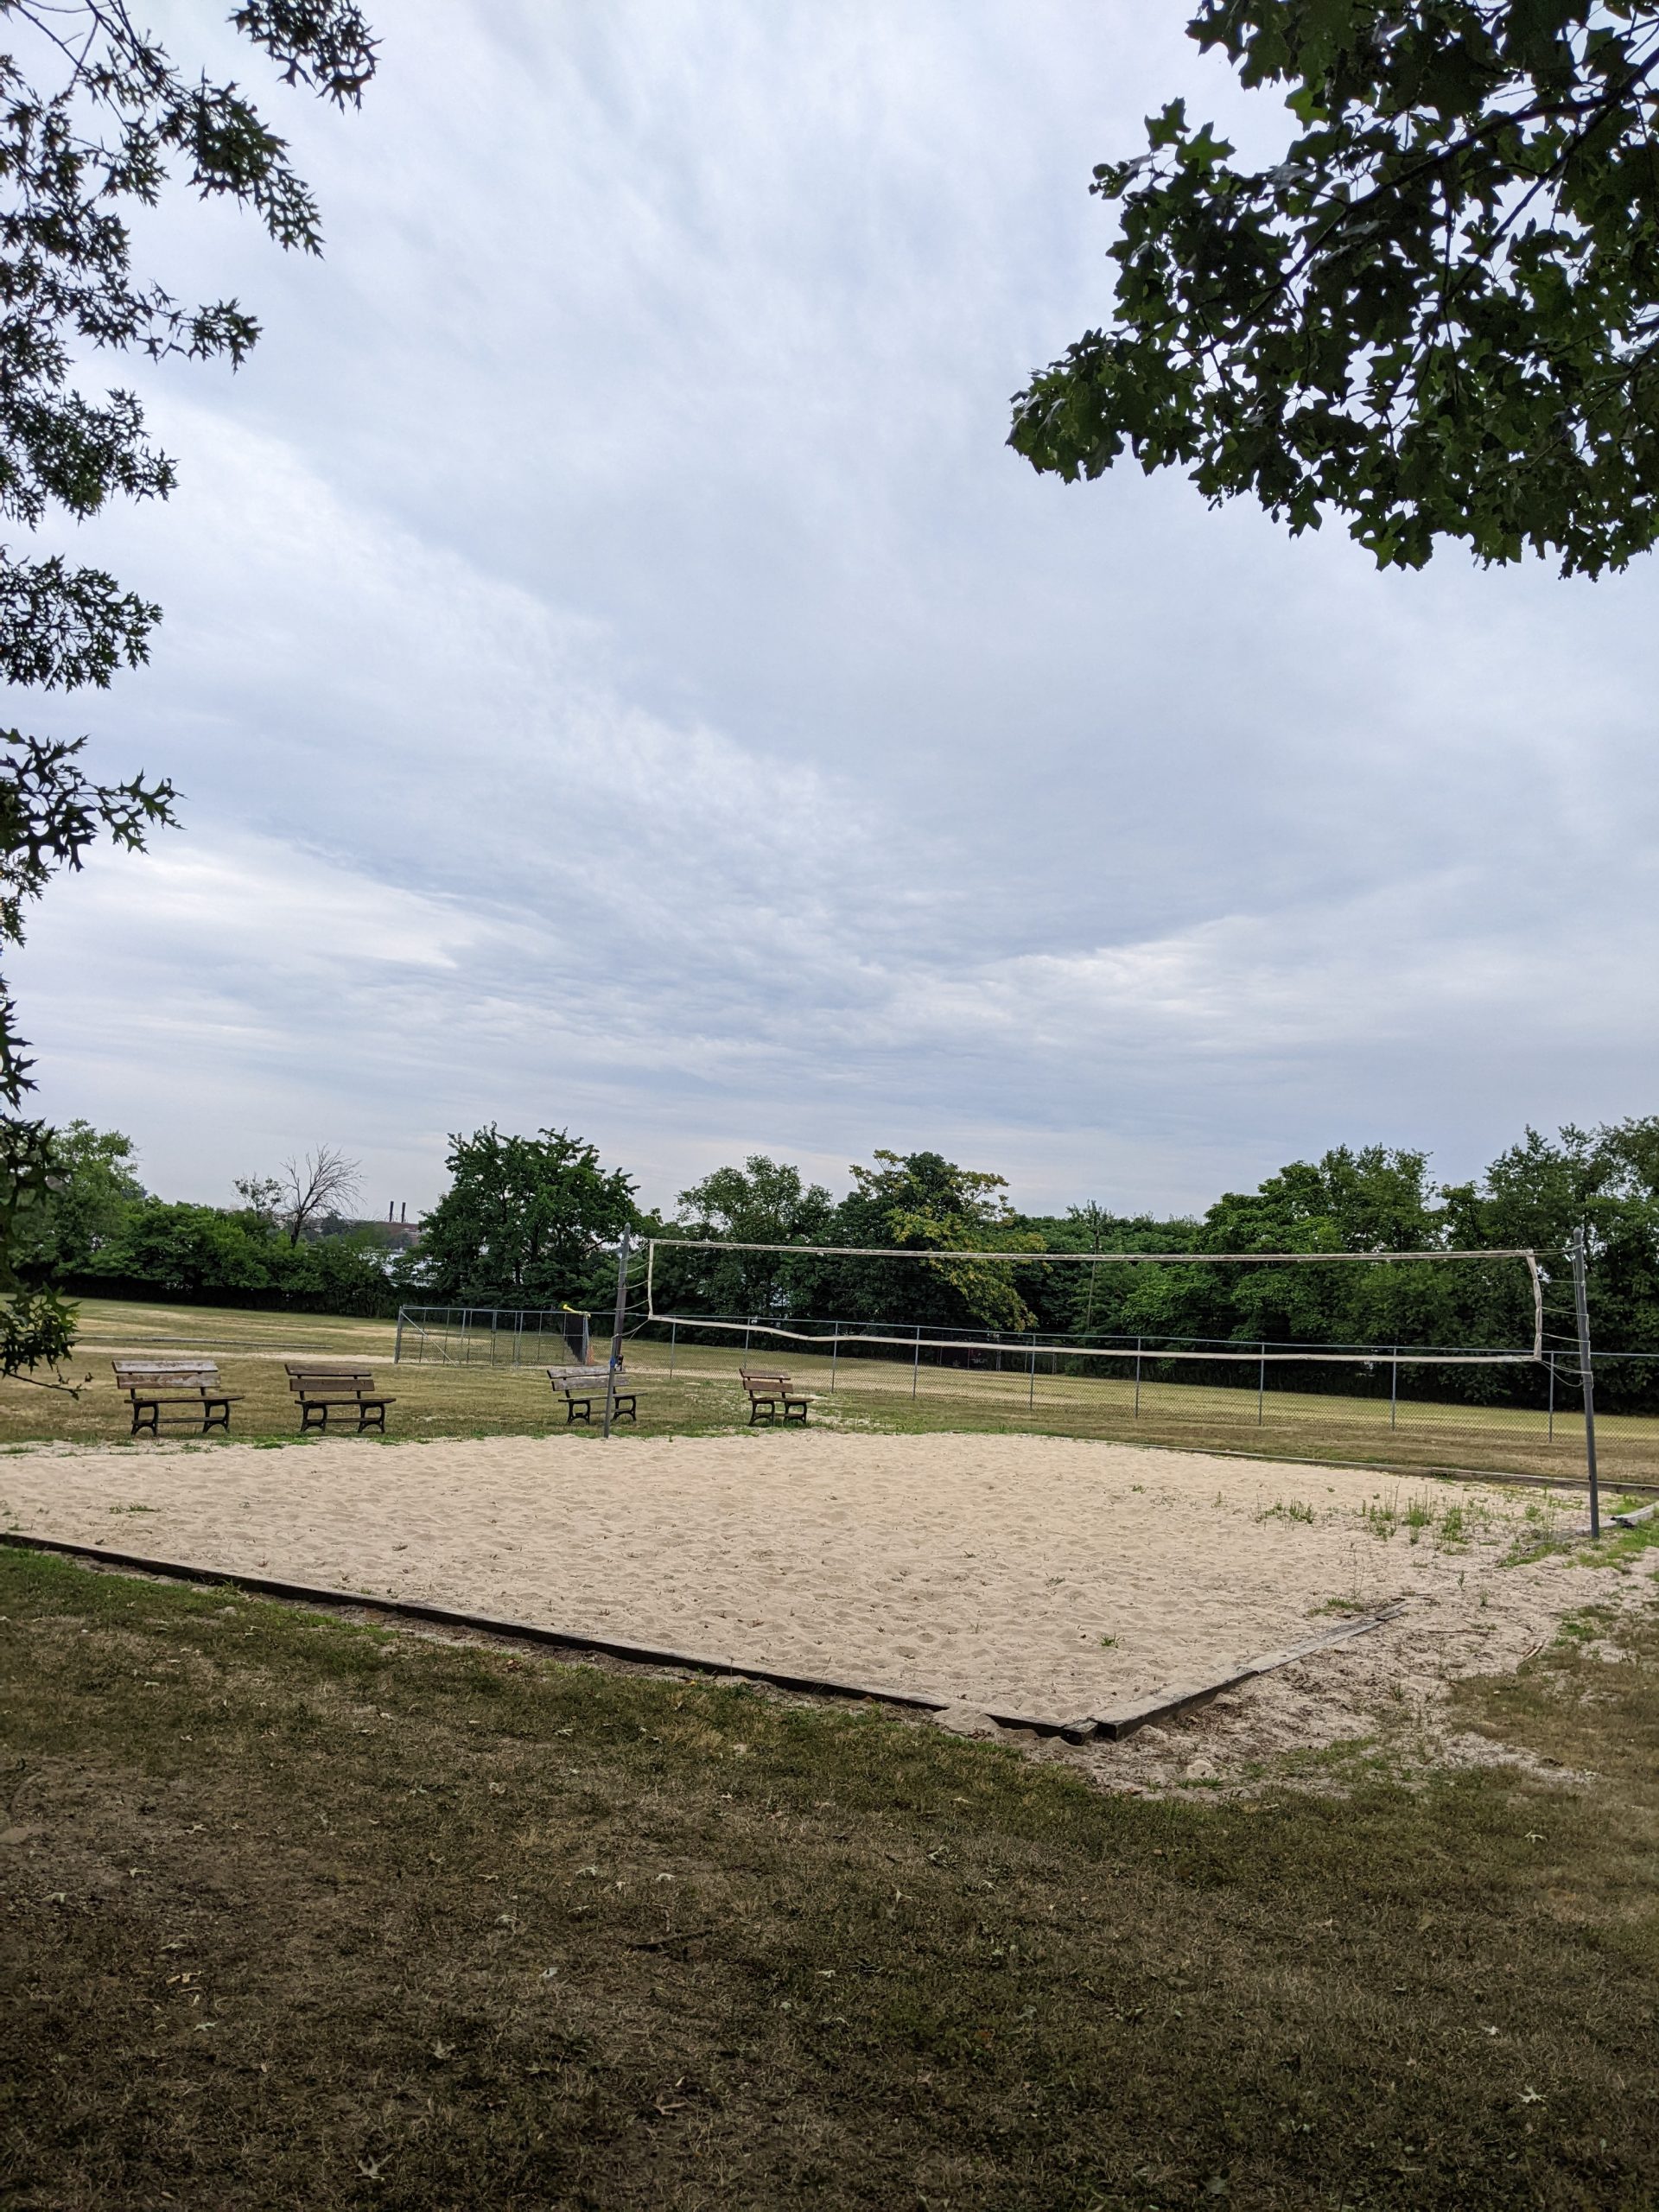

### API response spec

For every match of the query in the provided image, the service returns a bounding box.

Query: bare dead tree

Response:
[279,1147,362,1247]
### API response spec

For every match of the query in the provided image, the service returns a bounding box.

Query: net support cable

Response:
[643,1241,1547,1363]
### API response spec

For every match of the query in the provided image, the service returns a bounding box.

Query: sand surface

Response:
[0,1431,1631,1728]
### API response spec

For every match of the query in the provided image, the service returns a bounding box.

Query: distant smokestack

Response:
[388,1201,393,1223]
[400,1201,407,1224]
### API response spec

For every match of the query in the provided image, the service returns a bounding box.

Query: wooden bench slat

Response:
[544,1366,639,1427]
[737,1366,810,1427]
[112,1357,238,1439]
[283,1362,393,1435]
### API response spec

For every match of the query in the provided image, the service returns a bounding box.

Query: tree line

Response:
[31,1118,1659,1388]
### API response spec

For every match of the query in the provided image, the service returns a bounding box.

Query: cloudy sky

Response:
[14,0,1658,1220]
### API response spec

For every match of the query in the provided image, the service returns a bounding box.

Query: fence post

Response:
[1390,1345,1398,1430]
[830,1323,839,1391]
[669,1319,677,1378]
[1548,1351,1554,1440]
[912,1325,921,1400]
[743,1319,751,1356]
[1135,1337,1141,1417]
[394,1309,404,1364]
[1028,1339,1037,1412]
[1258,1344,1266,1425]
[1571,1224,1600,1538]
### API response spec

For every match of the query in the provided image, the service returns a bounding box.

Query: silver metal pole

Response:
[1390,1345,1398,1430]
[1548,1351,1555,1440]
[1257,1344,1265,1425]
[394,1309,404,1364]
[1571,1224,1600,1537]
[830,1322,839,1391]
[1027,1339,1036,1411]
[912,1325,921,1400]
[602,1228,632,1440]
[1134,1336,1141,1417]
[669,1319,677,1378]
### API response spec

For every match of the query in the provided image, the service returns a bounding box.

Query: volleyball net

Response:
[640,1238,1548,1366]
[632,1236,1659,1485]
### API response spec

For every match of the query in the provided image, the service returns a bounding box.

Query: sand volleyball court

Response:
[0,1430,1615,1730]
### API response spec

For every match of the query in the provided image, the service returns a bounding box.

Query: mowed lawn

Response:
[3,1545,1657,2210]
[13,1299,1657,1490]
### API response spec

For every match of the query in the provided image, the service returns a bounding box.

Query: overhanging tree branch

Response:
[1011,2,1659,575]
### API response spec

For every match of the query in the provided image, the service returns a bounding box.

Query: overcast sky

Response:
[14,0,1658,1221]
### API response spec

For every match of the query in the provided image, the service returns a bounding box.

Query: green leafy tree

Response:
[0,2,375,1376]
[27,1119,143,1268]
[1448,1117,1659,1351]
[80,1195,396,1316]
[232,1175,285,1234]
[671,1154,833,1318]
[816,1149,1046,1333]
[87,1198,274,1294]
[1010,1205,1202,1335]
[1010,2,1659,575]
[417,1128,637,1309]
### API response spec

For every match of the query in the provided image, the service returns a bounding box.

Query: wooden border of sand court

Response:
[1088,1604,1409,1739]
[1,1531,1412,1745]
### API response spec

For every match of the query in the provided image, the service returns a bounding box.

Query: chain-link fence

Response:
[394,1306,590,1368]
[636,1314,1659,1488]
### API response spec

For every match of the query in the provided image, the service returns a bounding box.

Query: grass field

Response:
[3,1543,1657,2209]
[6,1300,1658,2206]
[16,1297,1656,1489]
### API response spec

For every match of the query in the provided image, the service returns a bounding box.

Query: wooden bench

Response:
[285,1363,395,1434]
[113,1359,242,1439]
[547,1365,638,1425]
[739,1367,810,1425]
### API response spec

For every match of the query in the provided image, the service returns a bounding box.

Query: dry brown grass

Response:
[2,1544,1657,2209]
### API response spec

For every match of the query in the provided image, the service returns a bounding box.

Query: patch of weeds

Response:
[1498,1500,1575,1567]
[1257,1499,1316,1524]
[1553,1606,1616,1647]
[1402,1497,1434,1544]
[1569,1516,1659,1571]
[1268,1732,1393,1783]
[1098,1635,1120,1649]
[1499,1529,1559,1567]
[106,1503,159,1515]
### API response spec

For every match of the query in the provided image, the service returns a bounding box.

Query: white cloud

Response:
[14,0,1659,1217]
